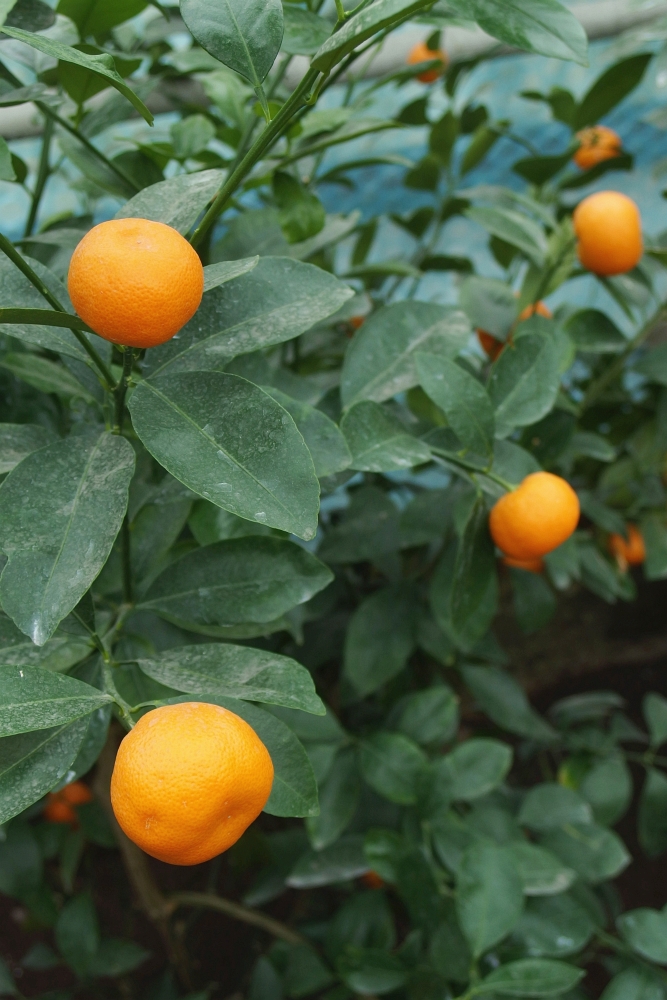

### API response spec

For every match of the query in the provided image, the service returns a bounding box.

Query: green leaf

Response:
[343,585,418,697]
[565,310,627,354]
[318,486,399,565]
[341,401,431,472]
[0,665,110,737]
[519,784,592,831]
[0,135,15,181]
[116,168,224,234]
[462,665,557,742]
[579,754,632,827]
[445,0,587,64]
[456,842,524,957]
[87,939,149,978]
[263,387,350,479]
[450,497,498,649]
[0,26,153,124]
[513,151,572,185]
[341,301,469,409]
[510,567,557,634]
[466,206,548,266]
[138,644,324,715]
[282,5,330,54]
[542,823,630,883]
[617,908,667,964]
[575,54,652,129]
[477,958,584,996]
[0,717,89,824]
[287,835,368,887]
[56,0,148,36]
[601,968,665,1000]
[509,843,576,896]
[638,767,667,857]
[0,353,94,402]
[391,687,459,746]
[0,423,53,474]
[140,536,331,633]
[338,949,406,996]
[460,276,517,340]
[489,326,561,438]
[145,256,352,376]
[0,431,135,644]
[273,171,325,244]
[306,747,360,850]
[441,738,512,801]
[634,344,667,387]
[129,372,319,540]
[0,956,16,996]
[416,353,495,457]
[171,113,215,159]
[644,693,667,748]
[312,0,434,74]
[358,732,428,805]
[181,0,283,87]
[55,893,99,977]
[512,893,593,958]
[196,695,318,817]
[203,256,258,293]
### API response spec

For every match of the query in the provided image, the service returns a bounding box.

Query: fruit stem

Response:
[0,230,115,388]
[430,446,516,492]
[168,891,308,947]
[24,114,53,238]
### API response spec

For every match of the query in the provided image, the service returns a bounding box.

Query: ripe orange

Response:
[43,780,93,825]
[502,555,544,574]
[608,523,645,568]
[110,702,274,866]
[574,125,621,171]
[573,191,642,276]
[68,218,204,349]
[407,41,447,83]
[490,471,580,560]
[478,302,551,361]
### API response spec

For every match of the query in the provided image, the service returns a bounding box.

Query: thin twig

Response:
[24,114,53,238]
[168,892,307,947]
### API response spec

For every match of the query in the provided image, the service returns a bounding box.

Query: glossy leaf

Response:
[0,431,135,644]
[341,301,469,409]
[601,969,665,1000]
[56,0,148,36]
[565,310,627,353]
[145,257,352,376]
[312,0,434,74]
[139,536,332,632]
[575,54,652,129]
[644,693,667,748]
[0,717,89,824]
[0,26,153,124]
[282,5,331,54]
[116,169,224,234]
[181,0,284,87]
[460,276,517,340]
[489,327,561,438]
[138,644,324,715]
[0,665,110,737]
[477,958,584,996]
[416,353,495,457]
[509,843,576,897]
[0,353,95,402]
[129,372,320,539]
[462,665,557,742]
[445,0,587,64]
[542,823,630,883]
[263,387,351,478]
[441,738,512,801]
[456,842,524,957]
[341,401,431,472]
[0,423,53,474]
[358,732,428,805]
[288,835,368,887]
[203,256,258,292]
[306,747,360,850]
[450,497,498,649]
[519,784,592,831]
[617,908,667,964]
[638,767,667,857]
[466,205,548,265]
[343,585,418,697]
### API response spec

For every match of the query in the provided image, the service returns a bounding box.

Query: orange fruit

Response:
[110,702,274,866]
[68,218,204,349]
[349,315,366,330]
[490,471,580,560]
[518,301,552,322]
[502,555,544,574]
[407,41,448,83]
[43,780,93,825]
[573,191,642,276]
[574,126,621,171]
[608,523,645,567]
[477,329,504,361]
[361,871,385,889]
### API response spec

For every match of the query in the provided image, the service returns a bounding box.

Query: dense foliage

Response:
[2,0,667,997]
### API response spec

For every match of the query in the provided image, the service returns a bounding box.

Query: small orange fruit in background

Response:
[490,471,580,560]
[573,191,642,276]
[574,125,621,171]
[43,780,93,825]
[502,555,544,574]
[110,702,274,866]
[361,871,385,889]
[68,218,204,349]
[407,41,448,83]
[478,302,551,361]
[608,523,645,569]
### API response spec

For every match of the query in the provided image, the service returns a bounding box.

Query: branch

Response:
[168,891,307,947]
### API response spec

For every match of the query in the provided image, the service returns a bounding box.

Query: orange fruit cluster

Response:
[477,301,552,362]
[573,125,621,171]
[490,472,580,561]
[609,523,645,569]
[68,218,204,349]
[407,41,448,83]
[110,702,274,866]
[573,191,642,276]
[43,780,93,825]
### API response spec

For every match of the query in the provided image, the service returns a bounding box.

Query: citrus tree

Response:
[2,0,667,997]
